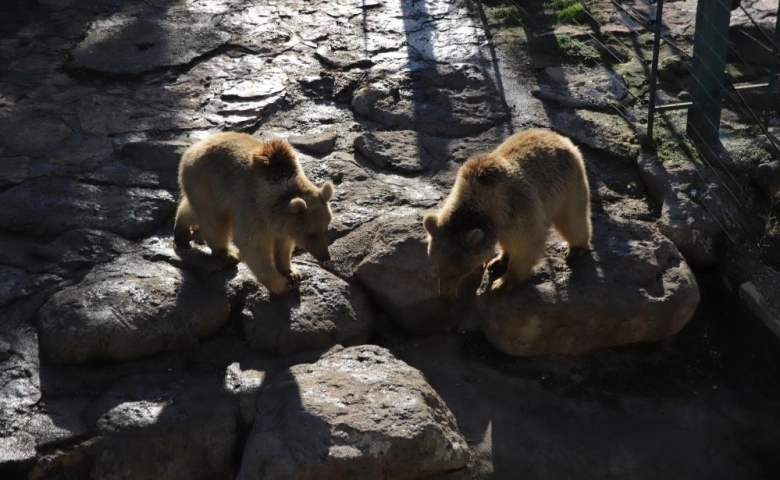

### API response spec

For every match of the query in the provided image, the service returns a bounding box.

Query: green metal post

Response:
[762,1,780,128]
[686,0,732,144]
[646,0,665,145]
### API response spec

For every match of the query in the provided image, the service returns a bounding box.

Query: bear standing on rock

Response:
[424,129,591,298]
[174,132,335,295]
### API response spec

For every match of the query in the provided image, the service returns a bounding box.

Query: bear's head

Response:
[284,181,335,262]
[423,212,495,300]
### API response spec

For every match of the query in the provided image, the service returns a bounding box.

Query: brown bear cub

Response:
[174,132,335,295]
[423,129,591,299]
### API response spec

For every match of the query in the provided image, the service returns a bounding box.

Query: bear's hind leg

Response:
[198,211,239,264]
[174,197,197,248]
[274,237,301,287]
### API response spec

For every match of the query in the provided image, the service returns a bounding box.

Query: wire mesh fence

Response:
[477,0,780,258]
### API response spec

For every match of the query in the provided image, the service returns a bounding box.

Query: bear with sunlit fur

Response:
[424,130,591,299]
[174,132,334,295]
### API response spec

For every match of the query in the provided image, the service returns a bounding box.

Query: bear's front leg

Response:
[238,240,292,296]
[273,237,301,288]
[490,237,546,293]
[486,251,509,278]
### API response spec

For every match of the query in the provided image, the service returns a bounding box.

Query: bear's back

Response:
[181,132,262,172]
[496,130,584,194]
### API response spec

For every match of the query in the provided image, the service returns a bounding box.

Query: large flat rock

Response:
[237,345,469,479]
[242,261,374,356]
[480,215,700,356]
[352,212,699,355]
[637,153,725,266]
[37,255,230,363]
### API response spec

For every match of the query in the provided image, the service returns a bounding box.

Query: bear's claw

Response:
[213,248,240,265]
[285,268,303,289]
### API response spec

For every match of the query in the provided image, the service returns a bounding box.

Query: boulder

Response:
[0,108,71,155]
[1,299,43,449]
[750,159,780,200]
[80,139,191,189]
[637,153,724,266]
[237,345,469,479]
[85,373,238,480]
[119,140,188,174]
[480,214,700,356]
[315,45,373,69]
[729,0,779,66]
[354,217,482,335]
[242,261,374,356]
[658,55,691,82]
[37,255,230,363]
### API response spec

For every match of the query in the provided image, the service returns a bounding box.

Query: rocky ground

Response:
[1,0,780,478]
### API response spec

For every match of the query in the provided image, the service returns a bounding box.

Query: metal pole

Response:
[686,0,732,145]
[646,0,665,145]
[762,1,780,128]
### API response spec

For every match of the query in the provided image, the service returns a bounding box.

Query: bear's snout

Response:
[308,246,331,262]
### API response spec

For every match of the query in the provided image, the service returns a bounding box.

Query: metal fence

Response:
[488,0,780,248]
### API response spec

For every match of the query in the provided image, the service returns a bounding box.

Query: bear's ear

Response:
[288,198,308,215]
[320,181,334,202]
[423,213,439,235]
[465,228,484,246]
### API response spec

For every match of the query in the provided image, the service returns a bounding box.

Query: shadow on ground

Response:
[392,269,780,479]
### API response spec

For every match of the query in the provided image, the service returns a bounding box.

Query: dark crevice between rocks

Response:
[231,412,253,478]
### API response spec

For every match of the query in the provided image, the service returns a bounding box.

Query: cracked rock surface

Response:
[237,345,470,480]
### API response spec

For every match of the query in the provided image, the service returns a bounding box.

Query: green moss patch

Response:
[558,2,589,24]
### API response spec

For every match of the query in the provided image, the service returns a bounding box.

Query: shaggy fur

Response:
[174,132,334,295]
[424,129,591,298]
